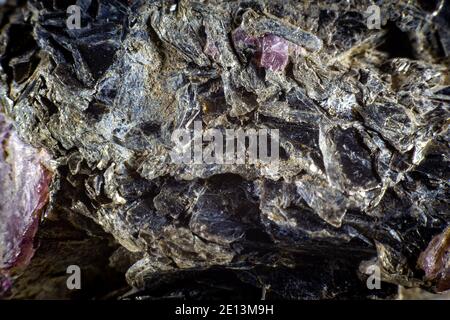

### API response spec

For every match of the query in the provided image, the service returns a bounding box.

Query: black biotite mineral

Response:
[0,0,449,300]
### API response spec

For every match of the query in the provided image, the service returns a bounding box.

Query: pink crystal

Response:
[232,27,258,48]
[0,113,52,272]
[232,28,290,72]
[0,274,12,296]
[418,226,450,292]
[258,34,289,71]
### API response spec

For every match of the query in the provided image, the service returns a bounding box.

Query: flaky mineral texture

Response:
[0,0,449,299]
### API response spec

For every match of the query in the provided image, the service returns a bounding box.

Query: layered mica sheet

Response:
[0,0,449,299]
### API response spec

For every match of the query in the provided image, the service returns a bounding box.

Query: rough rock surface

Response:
[0,0,449,299]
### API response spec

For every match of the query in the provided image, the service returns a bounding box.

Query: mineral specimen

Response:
[0,113,52,272]
[0,0,449,300]
[418,226,450,292]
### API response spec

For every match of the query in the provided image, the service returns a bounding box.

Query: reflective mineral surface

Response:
[0,0,449,299]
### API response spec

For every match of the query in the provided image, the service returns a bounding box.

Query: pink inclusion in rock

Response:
[258,34,289,72]
[418,226,450,292]
[0,113,52,275]
[204,37,220,60]
[0,274,12,296]
[232,27,258,48]
[232,28,290,72]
